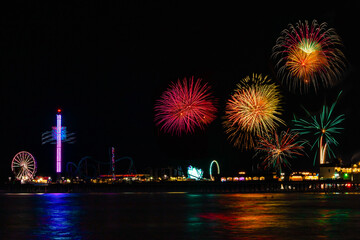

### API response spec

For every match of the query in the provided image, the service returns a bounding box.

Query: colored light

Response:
[272,20,346,93]
[187,165,203,180]
[154,76,217,136]
[293,91,344,166]
[56,113,62,173]
[255,129,305,174]
[111,147,115,180]
[223,73,284,149]
[52,127,67,141]
[209,160,220,181]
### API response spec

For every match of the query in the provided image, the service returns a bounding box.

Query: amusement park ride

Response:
[10,109,138,183]
[11,109,70,182]
[11,151,37,183]
[40,109,76,179]
[10,109,222,183]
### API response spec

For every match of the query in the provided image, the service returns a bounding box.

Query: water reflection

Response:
[189,193,360,239]
[1,192,360,239]
[186,193,285,239]
[33,193,84,240]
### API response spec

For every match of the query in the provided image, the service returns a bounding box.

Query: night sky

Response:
[1,1,359,180]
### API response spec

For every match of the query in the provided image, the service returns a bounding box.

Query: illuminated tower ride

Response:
[42,109,76,177]
[111,147,115,180]
[56,109,62,173]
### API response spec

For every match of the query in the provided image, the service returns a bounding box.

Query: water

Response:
[1,192,360,239]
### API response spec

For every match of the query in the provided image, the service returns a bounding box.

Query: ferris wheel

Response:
[11,151,37,182]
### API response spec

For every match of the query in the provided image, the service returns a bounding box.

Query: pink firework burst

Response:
[155,77,217,135]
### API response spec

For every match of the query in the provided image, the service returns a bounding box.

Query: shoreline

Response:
[1,180,358,194]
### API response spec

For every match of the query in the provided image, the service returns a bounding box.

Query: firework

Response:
[255,129,306,174]
[154,76,217,135]
[272,20,346,93]
[223,74,284,149]
[293,92,344,165]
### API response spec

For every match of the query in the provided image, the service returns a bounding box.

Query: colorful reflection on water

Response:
[32,193,84,239]
[185,193,360,239]
[0,193,85,239]
[1,192,360,239]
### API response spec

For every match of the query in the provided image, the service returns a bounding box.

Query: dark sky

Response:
[1,1,359,179]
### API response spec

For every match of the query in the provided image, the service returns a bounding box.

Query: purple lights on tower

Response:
[42,108,76,176]
[111,147,115,180]
[56,109,62,173]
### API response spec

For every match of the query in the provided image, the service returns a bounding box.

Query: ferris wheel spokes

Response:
[11,151,37,182]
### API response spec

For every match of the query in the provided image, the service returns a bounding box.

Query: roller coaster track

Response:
[66,156,136,179]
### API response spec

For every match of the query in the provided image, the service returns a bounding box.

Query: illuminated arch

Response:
[209,160,220,181]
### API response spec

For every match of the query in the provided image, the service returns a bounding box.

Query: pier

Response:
[2,180,359,194]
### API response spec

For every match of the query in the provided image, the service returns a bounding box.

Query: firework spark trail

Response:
[255,129,306,174]
[154,76,217,135]
[292,91,344,165]
[272,20,346,93]
[223,73,284,150]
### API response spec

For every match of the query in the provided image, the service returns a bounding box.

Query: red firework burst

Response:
[154,77,217,135]
[255,129,306,173]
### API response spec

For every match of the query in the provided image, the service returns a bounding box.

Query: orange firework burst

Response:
[273,20,346,93]
[223,74,284,149]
